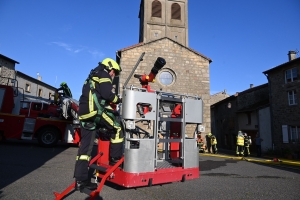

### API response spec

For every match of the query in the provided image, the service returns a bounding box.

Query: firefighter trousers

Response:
[236,145,244,156]
[98,110,124,158]
[74,126,96,181]
[244,146,250,156]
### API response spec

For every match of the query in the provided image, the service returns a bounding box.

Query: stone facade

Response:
[16,71,57,102]
[263,52,300,156]
[210,90,230,105]
[116,0,211,137]
[0,54,19,85]
[139,0,189,46]
[117,37,211,137]
[0,54,57,102]
[211,95,238,150]
[211,84,270,152]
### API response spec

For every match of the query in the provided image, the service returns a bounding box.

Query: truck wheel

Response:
[37,127,59,147]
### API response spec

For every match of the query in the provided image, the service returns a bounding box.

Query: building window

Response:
[38,89,42,97]
[288,90,297,105]
[290,126,300,143]
[49,92,52,99]
[152,0,162,18]
[21,102,29,109]
[285,68,298,83]
[171,3,181,20]
[154,32,158,37]
[282,125,300,143]
[227,102,231,108]
[157,69,176,86]
[25,83,31,92]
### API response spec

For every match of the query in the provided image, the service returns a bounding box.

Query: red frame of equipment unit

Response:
[96,140,199,188]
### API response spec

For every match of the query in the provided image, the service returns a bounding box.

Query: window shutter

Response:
[171,3,181,20]
[282,125,289,143]
[152,1,161,18]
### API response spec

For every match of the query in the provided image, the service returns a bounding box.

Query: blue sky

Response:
[1,0,300,100]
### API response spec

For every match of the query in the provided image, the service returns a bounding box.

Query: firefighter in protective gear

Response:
[211,134,218,154]
[244,133,252,157]
[206,133,212,153]
[236,131,245,156]
[197,132,205,153]
[57,82,73,98]
[74,58,123,192]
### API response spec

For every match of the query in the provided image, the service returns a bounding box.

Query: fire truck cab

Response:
[0,78,80,147]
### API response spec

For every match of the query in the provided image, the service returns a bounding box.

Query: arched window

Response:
[152,0,162,18]
[171,3,181,20]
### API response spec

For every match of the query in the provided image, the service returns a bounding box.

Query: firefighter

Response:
[74,58,123,192]
[244,133,252,157]
[206,133,212,153]
[236,131,245,156]
[197,132,205,153]
[211,134,218,154]
[57,82,72,98]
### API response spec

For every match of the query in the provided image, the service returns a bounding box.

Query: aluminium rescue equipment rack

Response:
[121,85,202,179]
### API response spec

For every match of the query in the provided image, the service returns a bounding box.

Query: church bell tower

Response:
[139,0,189,47]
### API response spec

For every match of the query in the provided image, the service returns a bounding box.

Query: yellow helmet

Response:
[102,58,121,76]
[60,82,67,86]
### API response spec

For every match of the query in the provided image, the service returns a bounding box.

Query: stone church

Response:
[116,0,212,136]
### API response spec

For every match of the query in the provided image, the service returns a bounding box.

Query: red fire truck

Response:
[0,77,80,147]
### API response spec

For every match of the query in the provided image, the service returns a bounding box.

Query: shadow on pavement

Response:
[199,159,238,171]
[0,140,72,192]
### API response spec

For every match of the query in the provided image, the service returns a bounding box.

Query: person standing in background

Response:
[255,133,263,157]
[206,133,212,153]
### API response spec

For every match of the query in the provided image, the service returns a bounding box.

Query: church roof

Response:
[0,54,20,64]
[117,37,212,63]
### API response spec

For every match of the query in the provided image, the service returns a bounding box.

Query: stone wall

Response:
[237,84,269,110]
[0,58,16,85]
[267,59,300,152]
[210,91,230,105]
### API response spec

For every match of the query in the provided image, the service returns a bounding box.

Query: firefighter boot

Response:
[109,156,121,166]
[75,180,98,192]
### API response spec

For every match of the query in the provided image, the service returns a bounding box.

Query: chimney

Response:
[288,50,296,61]
[250,84,254,88]
[37,72,42,81]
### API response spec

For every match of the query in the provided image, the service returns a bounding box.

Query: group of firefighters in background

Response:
[197,130,252,156]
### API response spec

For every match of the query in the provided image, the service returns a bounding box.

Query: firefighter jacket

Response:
[236,135,245,146]
[244,136,251,147]
[211,135,217,145]
[78,64,121,121]
[57,85,72,98]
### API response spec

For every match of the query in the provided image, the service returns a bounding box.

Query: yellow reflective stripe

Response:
[105,105,113,110]
[92,77,111,84]
[76,155,91,161]
[88,82,95,112]
[112,95,118,103]
[79,111,97,120]
[101,112,123,143]
[111,126,123,143]
[102,112,114,125]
